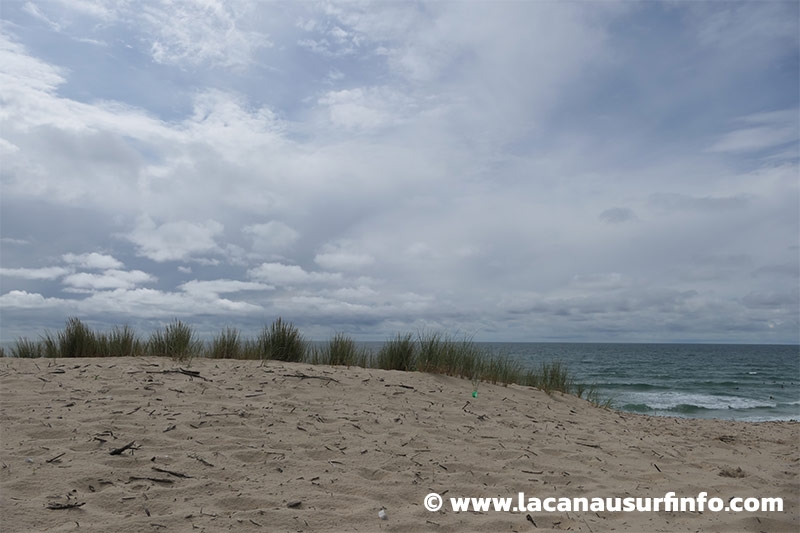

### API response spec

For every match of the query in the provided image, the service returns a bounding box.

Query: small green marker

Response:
[472,390,478,398]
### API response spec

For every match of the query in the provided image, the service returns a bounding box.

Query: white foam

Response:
[624,391,776,411]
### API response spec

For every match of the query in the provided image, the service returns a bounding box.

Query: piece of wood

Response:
[128,476,173,484]
[281,372,339,382]
[109,441,137,455]
[149,368,213,382]
[47,501,85,510]
[152,466,192,478]
[46,452,66,463]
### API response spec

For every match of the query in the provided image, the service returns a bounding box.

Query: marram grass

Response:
[310,333,371,367]
[148,319,202,362]
[256,318,306,362]
[207,327,242,359]
[3,318,608,406]
[376,333,416,371]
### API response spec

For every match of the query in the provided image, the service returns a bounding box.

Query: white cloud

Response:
[82,288,263,317]
[142,0,269,68]
[49,0,118,21]
[317,87,412,131]
[0,287,262,318]
[247,262,341,285]
[243,222,299,252]
[0,266,70,280]
[0,290,68,308]
[0,237,30,246]
[0,32,65,94]
[62,252,123,270]
[126,217,224,262]
[22,2,62,31]
[314,242,374,271]
[62,269,155,291]
[708,109,798,154]
[180,279,273,296]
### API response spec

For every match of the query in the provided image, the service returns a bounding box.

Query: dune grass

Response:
[207,327,242,359]
[255,318,306,362]
[523,361,573,393]
[98,325,143,357]
[11,338,43,358]
[310,333,371,367]
[58,317,100,357]
[376,333,416,371]
[148,319,202,362]
[3,319,609,405]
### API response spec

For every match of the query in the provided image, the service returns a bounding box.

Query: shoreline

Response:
[1,357,797,532]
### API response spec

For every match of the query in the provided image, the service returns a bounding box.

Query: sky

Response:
[0,1,798,344]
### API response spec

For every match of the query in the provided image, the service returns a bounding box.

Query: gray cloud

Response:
[599,207,636,224]
[0,1,797,344]
[648,193,751,213]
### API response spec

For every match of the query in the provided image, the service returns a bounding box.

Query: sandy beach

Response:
[1,357,797,532]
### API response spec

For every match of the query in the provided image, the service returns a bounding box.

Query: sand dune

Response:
[1,357,797,532]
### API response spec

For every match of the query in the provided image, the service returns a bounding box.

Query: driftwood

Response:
[109,441,137,456]
[147,368,213,382]
[386,383,415,390]
[46,501,85,510]
[281,372,339,382]
[128,476,173,484]
[152,466,192,478]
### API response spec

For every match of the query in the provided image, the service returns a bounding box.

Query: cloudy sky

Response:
[1,1,798,344]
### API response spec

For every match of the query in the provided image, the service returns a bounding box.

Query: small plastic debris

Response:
[25,458,33,464]
[472,390,478,398]
[378,508,388,520]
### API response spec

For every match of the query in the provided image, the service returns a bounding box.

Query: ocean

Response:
[480,343,799,423]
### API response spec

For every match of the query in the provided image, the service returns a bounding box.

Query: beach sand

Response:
[1,357,797,532]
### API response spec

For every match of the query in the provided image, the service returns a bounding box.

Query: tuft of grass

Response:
[312,333,367,366]
[481,354,524,386]
[416,331,486,380]
[376,333,416,371]
[12,338,43,358]
[584,386,614,409]
[148,319,201,362]
[58,317,100,357]
[98,325,143,357]
[41,331,59,358]
[256,318,306,362]
[523,361,573,394]
[207,327,242,359]
[240,338,261,360]
[416,330,445,373]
